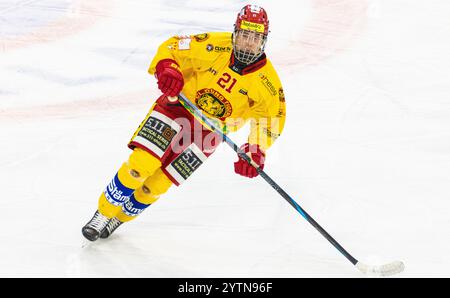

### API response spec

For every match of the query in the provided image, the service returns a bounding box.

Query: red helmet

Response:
[234,5,269,35]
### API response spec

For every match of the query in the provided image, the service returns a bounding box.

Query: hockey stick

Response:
[177,92,404,276]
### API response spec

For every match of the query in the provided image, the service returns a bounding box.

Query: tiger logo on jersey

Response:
[194,33,209,42]
[195,88,232,120]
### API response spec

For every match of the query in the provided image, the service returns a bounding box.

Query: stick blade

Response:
[356,261,405,277]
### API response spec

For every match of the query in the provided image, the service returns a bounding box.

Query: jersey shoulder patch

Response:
[177,36,191,50]
[193,33,210,42]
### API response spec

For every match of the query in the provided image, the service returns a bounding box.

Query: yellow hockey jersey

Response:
[148,32,286,151]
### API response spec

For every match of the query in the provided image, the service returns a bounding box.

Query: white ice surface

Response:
[0,0,449,277]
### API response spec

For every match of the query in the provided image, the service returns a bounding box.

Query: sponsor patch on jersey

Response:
[167,41,178,50]
[195,88,232,120]
[278,87,285,102]
[240,20,265,33]
[178,37,191,50]
[277,106,285,117]
[239,88,248,95]
[214,46,232,52]
[258,73,277,96]
[207,67,218,75]
[206,44,214,52]
[194,33,209,42]
[263,127,279,140]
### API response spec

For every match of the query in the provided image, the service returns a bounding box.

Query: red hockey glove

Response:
[234,143,265,178]
[155,59,184,97]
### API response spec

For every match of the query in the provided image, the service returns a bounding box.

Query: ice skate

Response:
[100,217,123,239]
[82,210,111,241]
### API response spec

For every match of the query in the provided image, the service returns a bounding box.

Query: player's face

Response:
[234,29,265,55]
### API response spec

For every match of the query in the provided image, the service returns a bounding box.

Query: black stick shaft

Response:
[178,93,358,266]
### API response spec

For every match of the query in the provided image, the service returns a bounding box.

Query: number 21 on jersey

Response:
[217,73,237,93]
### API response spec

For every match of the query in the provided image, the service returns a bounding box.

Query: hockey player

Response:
[82,4,286,241]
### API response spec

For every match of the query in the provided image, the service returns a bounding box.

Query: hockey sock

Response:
[98,148,162,218]
[114,169,173,222]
